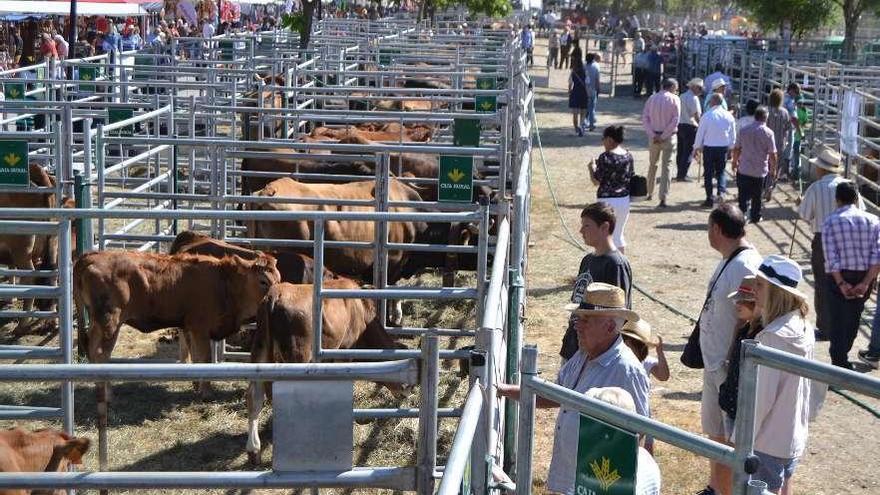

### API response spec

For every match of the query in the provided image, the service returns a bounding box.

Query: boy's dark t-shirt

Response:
[559,251,633,359]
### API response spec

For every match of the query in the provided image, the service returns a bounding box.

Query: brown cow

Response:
[245,278,401,464]
[0,427,89,495]
[73,251,281,364]
[241,74,286,140]
[239,150,373,197]
[168,230,335,285]
[309,123,433,143]
[0,164,59,331]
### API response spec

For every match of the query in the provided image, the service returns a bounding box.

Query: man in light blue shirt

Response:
[584,53,601,131]
[521,25,534,66]
[497,283,649,495]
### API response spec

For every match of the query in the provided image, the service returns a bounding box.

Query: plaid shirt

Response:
[822,205,880,272]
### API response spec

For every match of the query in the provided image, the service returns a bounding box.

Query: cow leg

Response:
[178,329,193,364]
[11,250,37,333]
[388,300,404,327]
[187,331,214,395]
[245,381,266,466]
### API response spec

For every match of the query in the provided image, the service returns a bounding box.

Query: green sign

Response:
[4,82,25,100]
[109,109,134,137]
[378,49,400,66]
[438,156,474,202]
[476,76,497,90]
[79,66,96,92]
[219,40,234,61]
[475,95,497,113]
[0,141,30,186]
[134,56,152,81]
[575,415,638,495]
[453,118,480,147]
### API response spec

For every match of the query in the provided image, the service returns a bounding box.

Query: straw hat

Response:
[809,148,843,173]
[756,255,807,300]
[621,319,656,347]
[711,78,727,90]
[728,275,757,302]
[688,78,704,89]
[565,282,639,322]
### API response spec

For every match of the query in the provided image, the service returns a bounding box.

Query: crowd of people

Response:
[504,23,880,495]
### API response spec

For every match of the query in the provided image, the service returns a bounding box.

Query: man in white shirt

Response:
[696,203,762,495]
[693,93,736,207]
[676,78,703,182]
[798,148,864,341]
[497,283,649,495]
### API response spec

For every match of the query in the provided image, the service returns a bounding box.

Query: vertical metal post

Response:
[188,95,196,228]
[732,340,761,495]
[312,220,325,362]
[503,266,523,476]
[416,335,440,494]
[74,172,91,255]
[59,218,75,435]
[475,198,490,326]
[470,328,492,495]
[515,345,537,495]
[373,153,390,327]
[168,98,178,236]
[96,125,106,249]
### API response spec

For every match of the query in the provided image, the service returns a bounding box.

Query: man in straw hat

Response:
[821,181,880,369]
[798,148,864,342]
[675,78,703,182]
[498,282,649,495]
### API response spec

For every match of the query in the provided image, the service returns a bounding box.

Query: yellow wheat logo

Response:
[479,100,494,111]
[7,86,21,98]
[589,457,621,491]
[81,72,93,81]
[3,153,21,167]
[447,168,466,182]
[478,80,493,89]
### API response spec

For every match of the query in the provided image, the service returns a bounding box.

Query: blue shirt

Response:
[646,51,662,73]
[521,29,534,49]
[547,336,651,494]
[585,61,600,93]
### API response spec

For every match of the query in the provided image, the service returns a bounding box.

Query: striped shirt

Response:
[798,174,865,234]
[766,107,792,155]
[547,337,650,494]
[734,122,776,178]
[822,205,880,272]
[642,90,681,141]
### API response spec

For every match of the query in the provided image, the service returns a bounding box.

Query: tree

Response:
[418,0,512,21]
[738,0,836,37]
[833,0,880,59]
[281,0,318,49]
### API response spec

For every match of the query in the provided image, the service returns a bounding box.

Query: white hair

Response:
[585,387,637,413]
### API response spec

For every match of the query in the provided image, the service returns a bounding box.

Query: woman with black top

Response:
[568,45,588,136]
[587,125,634,253]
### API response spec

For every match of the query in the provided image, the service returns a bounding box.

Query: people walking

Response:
[567,47,588,137]
[703,63,731,107]
[548,30,560,69]
[751,255,814,494]
[765,89,792,198]
[521,24,534,66]
[696,203,762,495]
[559,202,633,361]
[732,106,777,223]
[587,126,633,252]
[633,49,649,97]
[693,94,736,207]
[645,45,662,94]
[676,78,703,181]
[642,78,681,208]
[797,148,863,342]
[559,28,572,69]
[584,53,601,131]
[821,181,880,369]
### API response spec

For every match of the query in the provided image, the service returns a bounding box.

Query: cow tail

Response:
[253,295,272,365]
[72,259,89,358]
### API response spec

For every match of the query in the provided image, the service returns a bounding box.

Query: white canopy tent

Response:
[0,1,149,17]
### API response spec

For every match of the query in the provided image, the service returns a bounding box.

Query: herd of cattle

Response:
[0,74,497,476]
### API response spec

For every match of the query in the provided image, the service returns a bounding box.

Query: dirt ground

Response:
[524,39,880,494]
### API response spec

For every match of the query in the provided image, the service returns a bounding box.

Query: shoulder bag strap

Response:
[701,246,751,311]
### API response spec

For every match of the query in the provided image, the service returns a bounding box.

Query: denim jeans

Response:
[827,270,871,367]
[703,146,728,199]
[585,90,598,128]
[676,124,698,179]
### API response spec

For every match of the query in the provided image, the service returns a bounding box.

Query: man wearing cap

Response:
[498,283,649,495]
[642,78,681,208]
[696,203,762,495]
[821,181,880,369]
[798,148,864,341]
[732,106,777,223]
[693,93,736,207]
[676,78,703,182]
[703,63,731,109]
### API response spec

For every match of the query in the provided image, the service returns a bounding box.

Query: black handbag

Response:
[629,175,648,200]
[681,246,751,369]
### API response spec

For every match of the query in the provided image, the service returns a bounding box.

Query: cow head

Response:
[44,433,90,472]
[225,253,281,338]
[399,221,481,281]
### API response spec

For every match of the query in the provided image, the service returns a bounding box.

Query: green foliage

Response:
[738,0,837,36]
[465,0,512,17]
[280,12,307,36]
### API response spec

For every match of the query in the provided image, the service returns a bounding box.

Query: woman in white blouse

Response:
[752,255,815,495]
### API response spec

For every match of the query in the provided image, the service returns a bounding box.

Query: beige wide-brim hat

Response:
[711,78,727,90]
[809,148,844,173]
[564,282,640,322]
[621,319,657,347]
